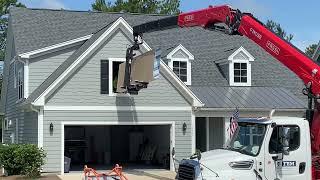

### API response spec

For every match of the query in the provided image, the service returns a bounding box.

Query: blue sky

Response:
[18,0,320,51]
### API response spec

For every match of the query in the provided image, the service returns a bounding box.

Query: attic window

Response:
[228,46,254,86]
[173,61,187,82]
[234,63,247,83]
[167,44,194,86]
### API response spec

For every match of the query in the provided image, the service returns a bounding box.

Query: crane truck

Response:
[121,4,320,180]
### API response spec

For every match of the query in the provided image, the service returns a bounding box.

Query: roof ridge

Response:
[11,6,173,17]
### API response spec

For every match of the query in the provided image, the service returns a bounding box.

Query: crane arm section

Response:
[133,5,320,97]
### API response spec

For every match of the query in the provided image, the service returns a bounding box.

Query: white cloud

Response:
[19,0,67,10]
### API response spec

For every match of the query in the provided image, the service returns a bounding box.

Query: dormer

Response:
[167,44,194,85]
[228,46,255,86]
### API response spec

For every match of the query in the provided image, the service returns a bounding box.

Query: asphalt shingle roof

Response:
[9,7,307,108]
[9,7,171,54]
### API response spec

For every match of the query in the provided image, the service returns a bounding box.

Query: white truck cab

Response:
[177,117,312,180]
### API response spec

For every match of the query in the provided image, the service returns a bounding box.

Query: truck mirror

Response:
[281,127,290,155]
[190,150,202,161]
[272,153,283,161]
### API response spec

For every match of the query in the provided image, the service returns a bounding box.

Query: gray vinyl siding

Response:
[42,110,192,172]
[172,49,189,59]
[2,19,38,144]
[46,29,189,107]
[3,62,20,143]
[21,111,38,144]
[28,46,79,93]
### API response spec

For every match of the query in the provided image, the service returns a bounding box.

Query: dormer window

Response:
[233,62,247,83]
[173,61,187,82]
[228,47,254,86]
[167,44,194,85]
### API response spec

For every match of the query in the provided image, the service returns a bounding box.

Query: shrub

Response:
[0,144,46,178]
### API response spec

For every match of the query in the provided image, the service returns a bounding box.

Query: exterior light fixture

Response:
[183,122,187,132]
[50,123,54,132]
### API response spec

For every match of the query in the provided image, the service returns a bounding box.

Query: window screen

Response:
[173,61,187,82]
[234,63,247,83]
[269,125,300,154]
[100,60,109,94]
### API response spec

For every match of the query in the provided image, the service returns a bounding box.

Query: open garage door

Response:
[64,125,171,172]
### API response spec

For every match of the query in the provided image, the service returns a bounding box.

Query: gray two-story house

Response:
[1,7,306,174]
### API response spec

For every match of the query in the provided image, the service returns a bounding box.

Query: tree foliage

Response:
[266,20,293,42]
[92,0,180,15]
[305,43,318,58]
[0,0,25,61]
[0,0,25,16]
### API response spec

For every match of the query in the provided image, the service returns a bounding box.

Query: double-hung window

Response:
[17,68,23,100]
[173,61,188,82]
[233,62,247,83]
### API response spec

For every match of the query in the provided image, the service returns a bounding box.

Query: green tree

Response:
[266,20,293,42]
[305,43,318,58]
[0,0,25,61]
[92,0,180,15]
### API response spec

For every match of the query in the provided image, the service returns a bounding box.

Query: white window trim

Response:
[13,61,17,88]
[167,44,194,86]
[24,60,29,98]
[17,67,23,100]
[1,118,3,143]
[15,118,18,144]
[228,46,254,86]
[108,58,128,96]
[168,58,192,85]
[4,117,8,131]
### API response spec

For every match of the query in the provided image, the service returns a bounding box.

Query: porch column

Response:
[191,111,196,154]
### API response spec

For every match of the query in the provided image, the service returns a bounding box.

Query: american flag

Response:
[229,108,239,138]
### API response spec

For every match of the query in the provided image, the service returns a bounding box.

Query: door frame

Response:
[61,121,175,175]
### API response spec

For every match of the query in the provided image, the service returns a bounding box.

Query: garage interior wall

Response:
[196,117,206,152]
[196,117,225,152]
[209,117,224,150]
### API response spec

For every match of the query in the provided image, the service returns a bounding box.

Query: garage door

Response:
[64,125,172,171]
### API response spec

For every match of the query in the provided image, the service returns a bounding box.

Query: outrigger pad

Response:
[84,164,128,180]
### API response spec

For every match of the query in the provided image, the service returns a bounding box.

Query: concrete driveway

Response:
[58,169,176,180]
